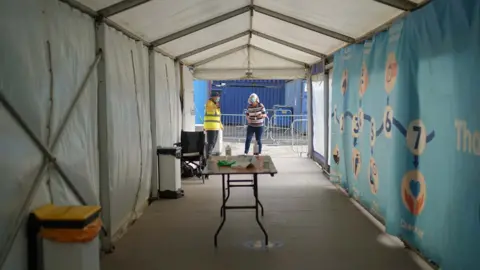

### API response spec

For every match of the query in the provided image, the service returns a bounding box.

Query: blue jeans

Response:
[244,125,264,154]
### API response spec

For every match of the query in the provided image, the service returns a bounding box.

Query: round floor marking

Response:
[243,240,284,250]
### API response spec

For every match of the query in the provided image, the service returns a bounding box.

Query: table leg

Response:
[253,173,268,246]
[214,174,227,247]
[220,174,231,217]
[257,199,265,217]
[251,175,264,216]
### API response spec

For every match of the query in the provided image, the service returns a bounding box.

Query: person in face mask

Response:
[244,93,266,155]
[204,92,223,158]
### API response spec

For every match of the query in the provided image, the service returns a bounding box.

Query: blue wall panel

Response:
[329,0,480,269]
[211,80,286,115]
[219,86,285,115]
[193,80,208,124]
[284,80,306,115]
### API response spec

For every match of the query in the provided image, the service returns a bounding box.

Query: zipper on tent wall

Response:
[45,40,55,203]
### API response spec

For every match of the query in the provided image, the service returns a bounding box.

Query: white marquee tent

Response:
[0,0,428,269]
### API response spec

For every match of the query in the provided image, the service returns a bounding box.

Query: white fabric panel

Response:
[0,0,98,268]
[252,12,346,55]
[182,67,196,132]
[312,78,325,157]
[0,107,49,270]
[250,47,305,69]
[104,27,152,238]
[47,0,99,207]
[130,43,152,217]
[158,13,250,56]
[255,0,402,38]
[250,35,321,64]
[198,48,249,69]
[193,68,306,80]
[111,0,250,41]
[154,54,182,146]
[182,36,249,65]
[77,0,122,10]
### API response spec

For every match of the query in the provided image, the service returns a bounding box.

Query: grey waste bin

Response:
[156,146,184,199]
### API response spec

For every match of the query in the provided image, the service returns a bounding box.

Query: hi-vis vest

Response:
[204,99,221,130]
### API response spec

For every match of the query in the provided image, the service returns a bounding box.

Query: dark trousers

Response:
[206,130,219,158]
[244,125,264,154]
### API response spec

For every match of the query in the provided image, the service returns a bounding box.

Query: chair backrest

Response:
[180,130,205,154]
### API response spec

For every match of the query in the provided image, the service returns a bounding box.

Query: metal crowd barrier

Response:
[220,114,308,151]
[290,119,309,156]
[221,114,270,142]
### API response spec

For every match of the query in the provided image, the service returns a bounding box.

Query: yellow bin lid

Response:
[33,204,101,229]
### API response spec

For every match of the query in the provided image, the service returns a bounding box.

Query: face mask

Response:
[249,97,257,103]
[215,97,220,103]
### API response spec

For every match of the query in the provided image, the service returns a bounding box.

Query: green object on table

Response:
[217,160,236,167]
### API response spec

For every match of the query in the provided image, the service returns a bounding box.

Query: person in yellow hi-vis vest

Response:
[204,92,223,158]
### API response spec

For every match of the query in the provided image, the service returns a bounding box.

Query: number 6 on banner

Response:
[406,120,427,156]
[370,118,376,147]
[340,114,345,134]
[383,106,393,138]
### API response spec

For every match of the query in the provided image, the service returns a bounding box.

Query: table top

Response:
[203,155,278,175]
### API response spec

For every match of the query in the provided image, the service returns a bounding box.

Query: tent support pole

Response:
[95,20,114,253]
[306,68,314,158]
[323,65,330,169]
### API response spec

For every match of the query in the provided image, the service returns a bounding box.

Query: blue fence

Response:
[193,80,209,124]
[329,0,480,269]
[284,80,307,115]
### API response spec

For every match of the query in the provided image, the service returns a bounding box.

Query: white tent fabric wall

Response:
[182,67,196,131]
[154,54,182,147]
[312,76,325,158]
[104,26,152,240]
[0,0,98,268]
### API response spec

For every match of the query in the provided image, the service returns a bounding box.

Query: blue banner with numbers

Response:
[329,0,480,269]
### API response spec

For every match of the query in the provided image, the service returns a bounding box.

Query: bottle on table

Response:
[225,145,232,157]
[253,140,259,156]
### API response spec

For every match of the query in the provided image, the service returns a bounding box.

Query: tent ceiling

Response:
[72,0,430,79]
[182,35,249,66]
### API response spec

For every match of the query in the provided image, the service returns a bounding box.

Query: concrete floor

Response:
[101,155,432,270]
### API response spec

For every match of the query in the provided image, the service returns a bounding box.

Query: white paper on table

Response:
[231,156,257,169]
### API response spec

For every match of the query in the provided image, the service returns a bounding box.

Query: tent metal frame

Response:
[249,45,308,67]
[192,44,249,67]
[0,0,433,263]
[373,0,418,11]
[176,31,250,61]
[60,0,425,70]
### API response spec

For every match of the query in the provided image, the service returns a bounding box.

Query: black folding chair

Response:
[175,130,207,183]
